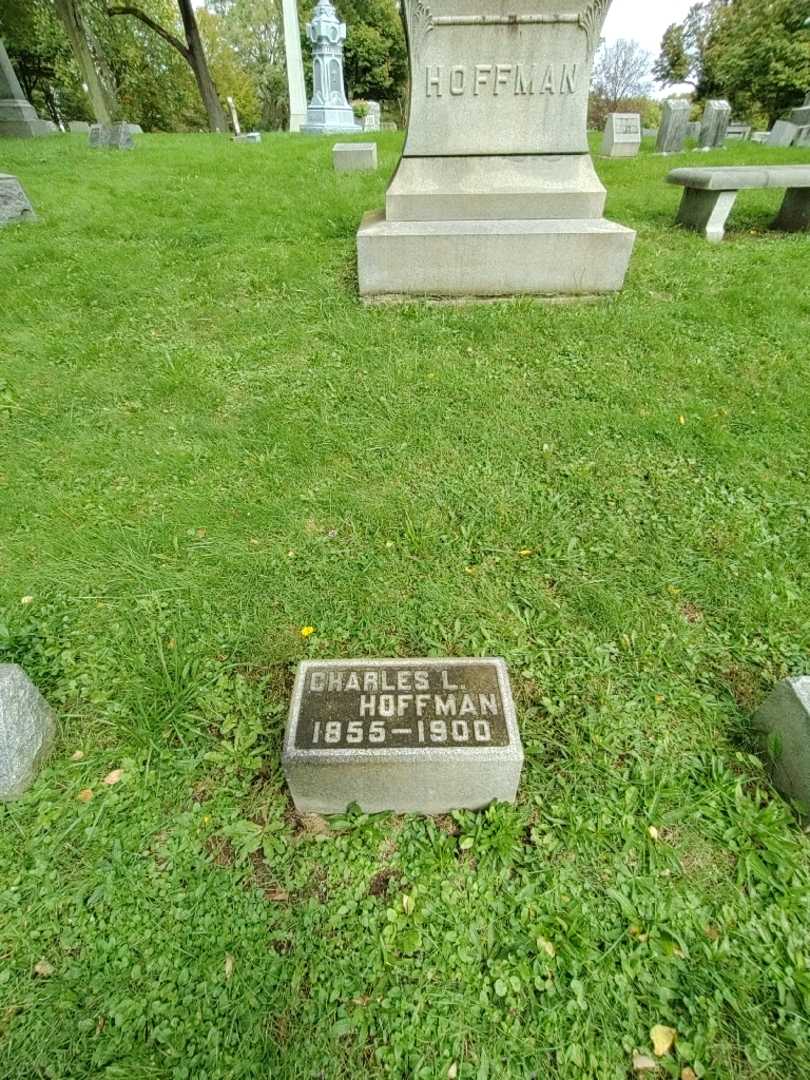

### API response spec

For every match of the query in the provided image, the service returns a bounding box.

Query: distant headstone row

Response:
[768,94,810,147]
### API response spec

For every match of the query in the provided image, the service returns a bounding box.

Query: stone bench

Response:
[666,165,810,242]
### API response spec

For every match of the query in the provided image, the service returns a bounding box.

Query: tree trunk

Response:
[53,0,118,125]
[106,1,227,133]
[177,0,227,133]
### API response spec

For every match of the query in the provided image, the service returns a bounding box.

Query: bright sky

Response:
[602,0,697,60]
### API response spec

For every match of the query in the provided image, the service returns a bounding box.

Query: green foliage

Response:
[704,0,810,124]
[2,132,810,1077]
[338,0,407,102]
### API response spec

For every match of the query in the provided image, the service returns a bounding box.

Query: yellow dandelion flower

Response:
[300,626,315,638]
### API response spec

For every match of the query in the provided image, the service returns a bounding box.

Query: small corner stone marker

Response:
[283,657,524,815]
[0,665,56,801]
[753,678,810,810]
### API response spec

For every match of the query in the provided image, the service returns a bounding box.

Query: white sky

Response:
[602,0,696,62]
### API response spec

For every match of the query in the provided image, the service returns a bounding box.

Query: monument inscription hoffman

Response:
[283,657,523,814]
[356,0,635,298]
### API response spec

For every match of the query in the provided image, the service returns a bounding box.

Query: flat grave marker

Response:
[283,657,523,814]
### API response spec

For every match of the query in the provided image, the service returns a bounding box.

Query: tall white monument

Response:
[356,0,635,298]
[302,0,361,134]
[282,0,308,132]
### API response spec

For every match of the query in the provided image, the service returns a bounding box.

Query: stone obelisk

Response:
[0,39,54,138]
[282,0,308,132]
[357,0,635,298]
[301,0,361,134]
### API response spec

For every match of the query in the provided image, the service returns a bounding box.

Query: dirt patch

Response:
[206,835,235,868]
[722,664,764,712]
[368,869,395,898]
[681,602,704,624]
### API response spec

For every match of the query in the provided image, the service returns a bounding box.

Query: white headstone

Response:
[356,0,636,298]
[601,113,641,158]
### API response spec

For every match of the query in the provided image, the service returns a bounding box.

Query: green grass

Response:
[1,129,810,1079]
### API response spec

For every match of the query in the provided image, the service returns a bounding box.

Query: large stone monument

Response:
[357,0,635,298]
[656,99,690,154]
[302,0,361,134]
[0,39,54,138]
[601,112,641,158]
[698,100,731,150]
[282,0,308,131]
[283,657,524,814]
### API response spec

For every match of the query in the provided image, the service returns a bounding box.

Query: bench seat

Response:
[666,165,810,240]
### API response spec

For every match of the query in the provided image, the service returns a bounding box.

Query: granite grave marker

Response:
[698,100,731,150]
[283,657,524,814]
[302,0,361,134]
[0,173,35,224]
[601,112,641,158]
[0,665,55,801]
[656,99,690,154]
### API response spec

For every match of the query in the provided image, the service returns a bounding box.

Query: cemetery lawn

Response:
[2,131,810,1080]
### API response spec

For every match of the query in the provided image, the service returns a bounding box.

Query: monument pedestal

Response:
[358,212,634,298]
[0,41,54,139]
[356,0,635,299]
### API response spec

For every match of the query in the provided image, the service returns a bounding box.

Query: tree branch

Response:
[106,6,191,63]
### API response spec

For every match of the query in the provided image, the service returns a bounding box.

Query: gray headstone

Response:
[333,141,377,171]
[795,126,810,148]
[283,657,524,814]
[768,120,800,147]
[0,39,54,138]
[686,121,701,141]
[698,100,731,149]
[726,123,752,141]
[753,678,810,811]
[750,131,769,144]
[0,172,35,223]
[656,99,690,154]
[89,121,135,149]
[234,131,262,143]
[356,0,635,299]
[69,120,90,133]
[0,665,56,801]
[381,121,397,132]
[301,0,361,134]
[600,112,641,158]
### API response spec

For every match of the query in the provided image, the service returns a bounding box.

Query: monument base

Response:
[0,174,35,223]
[302,105,361,135]
[357,211,635,298]
[0,99,54,138]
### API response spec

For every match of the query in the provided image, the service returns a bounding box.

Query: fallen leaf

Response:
[448,1064,458,1079]
[71,750,85,762]
[33,960,54,977]
[518,548,534,557]
[681,1069,697,1080]
[402,894,415,915]
[265,888,289,903]
[633,1053,658,1072]
[651,1024,677,1057]
[224,954,235,980]
[103,769,123,786]
[78,788,93,803]
[648,826,660,841]
[537,936,556,958]
[678,415,686,425]
[20,595,34,605]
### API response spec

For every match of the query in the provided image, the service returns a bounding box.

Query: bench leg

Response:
[773,188,810,232]
[676,188,737,242]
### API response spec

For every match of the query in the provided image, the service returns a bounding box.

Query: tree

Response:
[53,0,119,123]
[591,38,652,112]
[337,0,407,102]
[653,2,727,97]
[107,0,227,130]
[704,0,810,124]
